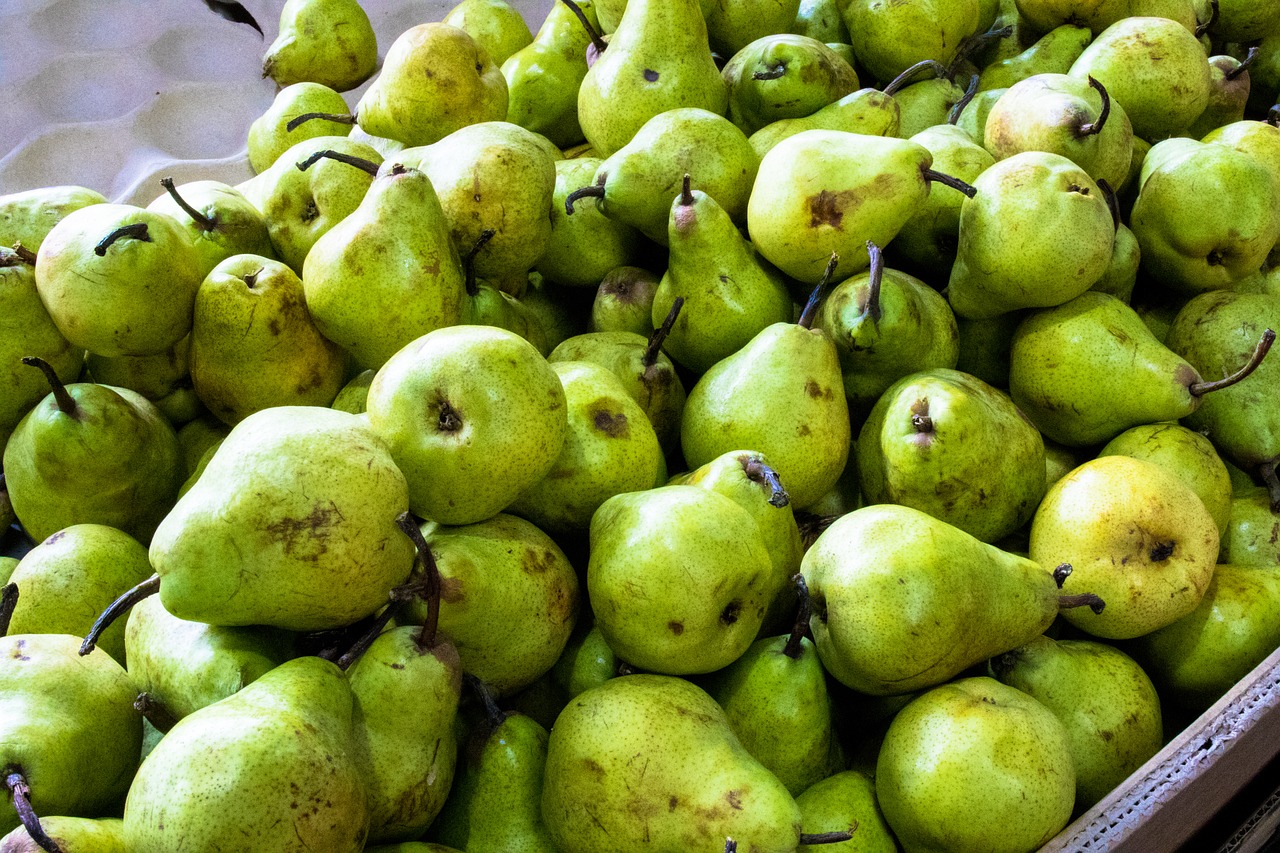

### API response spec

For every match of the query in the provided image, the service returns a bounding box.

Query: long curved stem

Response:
[22,357,76,417]
[284,111,357,132]
[564,183,606,215]
[922,169,978,198]
[1059,593,1106,614]
[295,149,380,175]
[798,830,855,845]
[883,60,947,96]
[558,0,607,56]
[1226,46,1259,81]
[159,177,216,231]
[395,513,442,651]
[6,772,65,853]
[79,575,160,656]
[947,74,979,125]
[1188,329,1275,397]
[863,240,884,329]
[797,253,839,330]
[782,574,811,659]
[643,296,684,368]
[94,222,150,256]
[1077,77,1110,137]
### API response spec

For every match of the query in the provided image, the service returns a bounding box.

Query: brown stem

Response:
[863,240,884,329]
[742,455,790,508]
[134,692,179,734]
[558,0,607,56]
[242,267,265,289]
[1097,179,1119,232]
[1188,329,1275,397]
[799,831,856,845]
[782,574,811,659]
[946,25,1013,80]
[1077,77,1110,137]
[1052,563,1073,589]
[883,60,947,96]
[284,111,357,132]
[11,243,37,265]
[643,296,684,368]
[1269,104,1280,127]
[94,222,150,256]
[679,173,694,206]
[911,413,933,432]
[22,356,77,417]
[295,149,380,175]
[465,673,507,728]
[922,169,978,198]
[1259,460,1280,514]
[1195,0,1218,37]
[797,253,839,330]
[395,512,442,651]
[1058,592,1106,614]
[465,228,497,297]
[725,840,737,853]
[565,183,606,215]
[753,62,786,80]
[159,177,216,232]
[79,574,160,656]
[5,772,64,853]
[1226,46,1259,80]
[334,598,401,670]
[0,583,17,638]
[947,74,979,125]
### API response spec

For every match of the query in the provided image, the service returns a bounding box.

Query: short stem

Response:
[564,183,606,215]
[22,357,77,417]
[782,574,810,659]
[396,513,441,651]
[295,149,380,175]
[1058,592,1106,615]
[946,25,1013,80]
[1268,104,1280,127]
[753,63,786,80]
[743,455,790,508]
[558,0,607,56]
[1260,460,1280,514]
[6,772,64,853]
[679,173,694,206]
[725,840,737,853]
[94,222,150,256]
[922,169,978,198]
[79,574,160,656]
[883,60,946,96]
[134,692,179,734]
[1195,0,1218,37]
[797,253,839,330]
[799,831,855,845]
[864,240,884,328]
[1053,563,1073,589]
[0,583,17,638]
[1077,77,1110,137]
[159,177,216,232]
[284,111,357,132]
[11,243,37,265]
[243,267,265,289]
[947,74,979,125]
[465,229,497,297]
[1097,179,1119,231]
[1188,329,1275,397]
[643,296,684,368]
[1226,46,1259,80]
[911,414,933,432]
[466,673,506,728]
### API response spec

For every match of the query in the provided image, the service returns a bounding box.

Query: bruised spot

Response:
[720,600,742,626]
[440,576,465,604]
[389,663,405,670]
[726,790,743,810]
[668,620,685,635]
[805,379,831,399]
[643,69,659,82]
[582,758,607,779]
[669,796,679,812]
[523,547,558,574]
[264,501,344,559]
[592,407,630,438]
[808,190,854,228]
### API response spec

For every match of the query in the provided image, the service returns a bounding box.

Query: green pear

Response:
[990,636,1162,810]
[844,0,980,83]
[876,677,1075,853]
[1220,487,1280,567]
[0,186,106,253]
[552,622,623,699]
[576,0,728,157]
[149,406,414,631]
[792,0,850,43]
[588,486,775,674]
[978,24,1093,91]
[590,266,660,336]
[331,369,374,415]
[302,164,464,371]
[747,87,902,159]
[123,656,369,852]
[1030,454,1219,639]
[952,85,1006,144]
[176,415,230,477]
[722,35,859,135]
[1185,54,1256,138]
[5,525,152,666]
[145,179,275,279]
[262,0,376,91]
[502,0,600,148]
[1090,217,1141,302]
[457,253,550,355]
[794,771,896,853]
[191,254,345,424]
[0,816,125,852]
[517,272,592,354]
[706,0,804,57]
[538,158,641,289]
[357,24,508,148]
[892,72,974,140]
[443,0,534,66]
[247,82,354,174]
[542,674,804,851]
[0,635,142,837]
[85,337,194,425]
[1200,119,1280,201]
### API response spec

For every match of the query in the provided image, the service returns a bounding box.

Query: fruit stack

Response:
[1,0,1279,850]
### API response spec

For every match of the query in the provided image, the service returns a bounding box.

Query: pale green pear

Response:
[589,266,660,336]
[262,0,376,91]
[843,0,981,83]
[978,24,1093,91]
[1220,487,1280,567]
[794,772,896,853]
[792,0,850,43]
[552,623,622,699]
[707,0,803,57]
[86,337,193,423]
[331,369,374,415]
[443,0,533,66]
[0,816,125,852]
[0,185,106,252]
[502,0,600,148]
[748,87,902,159]
[247,82,353,174]
[537,158,641,289]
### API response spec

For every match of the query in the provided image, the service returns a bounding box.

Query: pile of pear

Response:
[3,0,1280,849]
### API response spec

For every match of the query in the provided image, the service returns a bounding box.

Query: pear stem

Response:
[466,673,507,728]
[782,574,811,659]
[79,574,161,656]
[864,240,884,329]
[1226,46,1259,80]
[0,583,17,638]
[946,25,1013,80]
[725,840,737,853]
[395,512,442,651]
[21,357,76,417]
[243,267,265,289]
[753,62,787,80]
[947,74,979,125]
[465,229,497,297]
[799,831,856,845]
[1077,77,1110,137]
[295,149,380,175]
[134,692,179,734]
[284,111,358,133]
[159,177,216,232]
[797,253,839,330]
[1195,0,1218,37]
[564,183,606,215]
[1259,460,1280,514]
[643,296,684,368]
[911,413,933,433]
[883,60,947,96]
[921,169,978,198]
[11,243,37,265]
[1053,563,1073,589]
[679,173,694,207]
[94,222,150,256]
[1187,328,1275,397]
[334,598,401,670]
[557,0,607,56]
[1058,592,1106,615]
[5,772,64,853]
[1268,105,1280,128]
[742,455,790,508]
[1097,179,1119,231]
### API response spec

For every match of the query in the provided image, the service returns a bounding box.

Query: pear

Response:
[590,266,660,336]
[721,35,859,135]
[149,406,414,631]
[123,656,369,852]
[794,771,896,853]
[85,337,195,427]
[542,674,804,852]
[502,0,600,148]
[978,24,1093,91]
[747,87,902,159]
[1030,454,1219,639]
[876,677,1076,853]
[792,0,851,43]
[587,486,775,675]
[331,369,374,415]
[302,164,465,371]
[262,0,376,91]
[1220,487,1280,567]
[0,816,125,852]
[707,0,804,57]
[552,622,623,699]
[843,0,981,83]
[357,24,508,148]
[1185,53,1256,138]
[247,82,354,174]
[953,85,1006,143]
[0,186,106,252]
[145,179,275,280]
[892,70,977,140]
[537,159,640,289]
[443,0,533,66]
[576,0,728,157]
[1210,0,1280,42]
[1200,119,1280,201]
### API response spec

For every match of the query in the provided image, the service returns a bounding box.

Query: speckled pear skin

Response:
[1220,488,1280,567]
[0,635,142,836]
[443,0,533,67]
[722,35,858,135]
[1030,455,1220,640]
[262,0,377,92]
[365,326,568,527]
[0,816,126,852]
[247,83,353,174]
[124,595,294,722]
[347,628,461,844]
[876,677,1075,853]
[502,0,599,149]
[588,486,774,675]
[747,88,901,160]
[1008,292,1203,447]
[803,504,1062,695]
[365,844,463,853]
[0,185,106,252]
[857,368,1046,544]
[123,656,370,853]
[681,322,850,511]
[542,674,803,853]
[145,181,275,280]
[991,636,1162,811]
[149,406,414,632]
[794,771,897,853]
